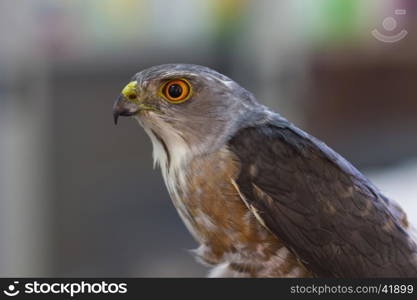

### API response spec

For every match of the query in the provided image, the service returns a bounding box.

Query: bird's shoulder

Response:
[227,118,417,277]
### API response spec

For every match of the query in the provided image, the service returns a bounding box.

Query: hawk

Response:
[113,64,417,277]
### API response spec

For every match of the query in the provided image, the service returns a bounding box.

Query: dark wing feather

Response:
[228,120,417,277]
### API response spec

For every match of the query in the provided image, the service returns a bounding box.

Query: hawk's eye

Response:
[161,79,192,103]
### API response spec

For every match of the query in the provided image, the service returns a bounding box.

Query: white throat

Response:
[135,115,202,241]
[136,116,189,194]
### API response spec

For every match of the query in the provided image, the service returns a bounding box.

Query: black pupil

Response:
[168,84,183,98]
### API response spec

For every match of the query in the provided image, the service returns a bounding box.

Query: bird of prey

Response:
[113,64,417,277]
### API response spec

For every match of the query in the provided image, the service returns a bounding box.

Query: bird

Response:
[113,64,417,277]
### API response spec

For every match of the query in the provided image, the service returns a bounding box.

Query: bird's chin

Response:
[133,113,145,124]
[134,109,154,120]
[133,110,159,127]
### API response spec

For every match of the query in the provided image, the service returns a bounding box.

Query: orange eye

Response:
[161,79,192,103]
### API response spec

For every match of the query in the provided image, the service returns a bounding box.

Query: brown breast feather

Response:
[176,147,311,277]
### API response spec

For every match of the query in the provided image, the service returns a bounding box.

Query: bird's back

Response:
[228,120,417,277]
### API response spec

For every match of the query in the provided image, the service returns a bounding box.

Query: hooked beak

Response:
[113,94,140,125]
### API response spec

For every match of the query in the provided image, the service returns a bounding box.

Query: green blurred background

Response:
[0,0,416,277]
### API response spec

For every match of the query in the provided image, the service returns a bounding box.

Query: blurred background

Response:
[0,0,416,277]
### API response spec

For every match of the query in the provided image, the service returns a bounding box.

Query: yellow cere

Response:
[121,81,138,101]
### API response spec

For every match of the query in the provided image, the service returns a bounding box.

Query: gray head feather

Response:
[133,64,277,156]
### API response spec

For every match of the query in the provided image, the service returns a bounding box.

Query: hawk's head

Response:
[113,64,268,167]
